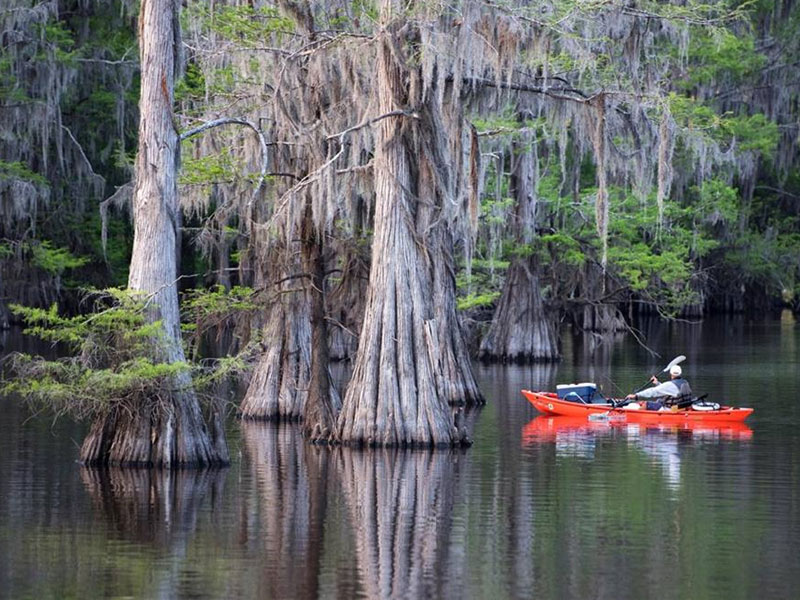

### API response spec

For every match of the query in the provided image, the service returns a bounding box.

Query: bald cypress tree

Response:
[80,0,228,467]
[336,0,481,447]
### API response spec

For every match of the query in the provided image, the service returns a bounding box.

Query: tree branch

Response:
[180,117,270,201]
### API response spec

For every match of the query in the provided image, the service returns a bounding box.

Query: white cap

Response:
[670,365,682,376]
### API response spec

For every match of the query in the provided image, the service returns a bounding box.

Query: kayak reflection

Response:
[522,416,752,489]
[523,415,753,445]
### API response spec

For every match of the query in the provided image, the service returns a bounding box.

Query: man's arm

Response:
[634,381,680,399]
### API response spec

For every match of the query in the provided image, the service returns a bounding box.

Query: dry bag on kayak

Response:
[557,383,601,403]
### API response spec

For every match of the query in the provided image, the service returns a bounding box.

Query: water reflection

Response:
[239,422,331,600]
[79,466,227,597]
[523,416,753,490]
[2,315,798,599]
[334,447,466,599]
[80,467,227,544]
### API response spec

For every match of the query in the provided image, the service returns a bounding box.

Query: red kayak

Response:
[522,390,754,422]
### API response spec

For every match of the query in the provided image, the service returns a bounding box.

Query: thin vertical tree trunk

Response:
[0,269,8,329]
[301,200,341,442]
[591,95,609,275]
[79,0,228,467]
[337,5,476,447]
[479,131,559,362]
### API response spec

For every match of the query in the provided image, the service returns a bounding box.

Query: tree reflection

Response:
[80,467,226,545]
[335,447,465,599]
[79,466,227,597]
[239,421,331,599]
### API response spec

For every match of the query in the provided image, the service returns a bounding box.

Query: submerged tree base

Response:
[80,389,230,468]
[479,259,560,364]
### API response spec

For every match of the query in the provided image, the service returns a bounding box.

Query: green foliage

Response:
[0,160,48,187]
[187,5,295,47]
[669,94,778,158]
[176,62,206,102]
[40,21,77,64]
[537,233,586,267]
[720,230,800,299]
[682,29,766,88]
[179,147,240,186]
[694,179,738,227]
[457,291,501,311]
[723,113,779,157]
[2,290,193,419]
[29,241,88,275]
[79,15,136,61]
[181,285,258,356]
[0,56,29,102]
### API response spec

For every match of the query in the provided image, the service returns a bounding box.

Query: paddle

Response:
[611,355,686,408]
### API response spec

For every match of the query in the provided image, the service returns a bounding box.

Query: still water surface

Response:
[1,315,798,599]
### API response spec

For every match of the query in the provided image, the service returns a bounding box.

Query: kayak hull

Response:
[522,390,754,422]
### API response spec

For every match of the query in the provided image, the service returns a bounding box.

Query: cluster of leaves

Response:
[1,289,190,420]
[179,146,244,188]
[1,283,268,421]
[0,239,90,293]
[0,160,49,187]
[28,240,88,275]
[669,94,779,158]
[185,4,295,47]
[181,285,258,356]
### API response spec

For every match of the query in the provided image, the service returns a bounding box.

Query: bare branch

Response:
[61,125,105,191]
[180,117,270,202]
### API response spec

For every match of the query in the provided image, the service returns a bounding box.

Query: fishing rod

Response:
[633,354,686,393]
[610,354,686,408]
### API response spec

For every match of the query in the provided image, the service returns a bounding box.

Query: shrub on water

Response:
[2,289,189,420]
[1,286,260,421]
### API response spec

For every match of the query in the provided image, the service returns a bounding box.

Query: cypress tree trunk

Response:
[337,8,477,447]
[479,257,559,361]
[80,0,228,467]
[327,246,368,362]
[301,201,341,442]
[479,132,559,362]
[575,266,627,333]
[240,254,312,421]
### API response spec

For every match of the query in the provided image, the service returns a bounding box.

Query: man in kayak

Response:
[625,365,692,409]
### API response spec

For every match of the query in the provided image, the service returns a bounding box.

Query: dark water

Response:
[1,315,799,599]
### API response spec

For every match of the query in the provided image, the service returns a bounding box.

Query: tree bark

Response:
[301,200,341,442]
[240,254,312,421]
[479,131,559,362]
[574,266,627,333]
[327,245,368,362]
[79,0,228,467]
[337,6,478,447]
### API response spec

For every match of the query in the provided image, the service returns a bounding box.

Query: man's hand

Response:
[626,393,636,400]
[650,375,660,385]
